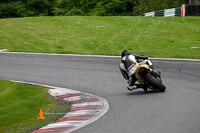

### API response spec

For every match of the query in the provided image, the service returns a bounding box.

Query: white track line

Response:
[1,51,199,61]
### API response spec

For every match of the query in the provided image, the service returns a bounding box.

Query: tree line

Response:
[0,0,188,18]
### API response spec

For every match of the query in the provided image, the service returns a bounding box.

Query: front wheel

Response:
[145,73,166,92]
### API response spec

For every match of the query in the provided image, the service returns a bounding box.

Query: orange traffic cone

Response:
[37,109,45,119]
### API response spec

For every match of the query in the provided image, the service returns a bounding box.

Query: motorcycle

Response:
[127,59,166,92]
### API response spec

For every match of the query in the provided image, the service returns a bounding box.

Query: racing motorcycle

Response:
[128,59,166,92]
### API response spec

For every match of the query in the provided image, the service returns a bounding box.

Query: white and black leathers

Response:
[119,54,139,86]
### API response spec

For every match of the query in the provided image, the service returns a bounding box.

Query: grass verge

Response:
[0,16,199,59]
[0,80,70,133]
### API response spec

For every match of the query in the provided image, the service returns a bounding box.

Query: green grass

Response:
[0,80,67,133]
[0,16,200,59]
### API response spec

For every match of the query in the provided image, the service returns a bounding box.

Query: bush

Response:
[0,0,53,18]
[53,0,134,16]
[0,1,26,18]
[26,0,53,16]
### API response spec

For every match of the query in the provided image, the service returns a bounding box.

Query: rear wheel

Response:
[145,73,166,92]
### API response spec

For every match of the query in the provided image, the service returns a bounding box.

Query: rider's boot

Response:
[127,84,148,92]
[127,86,137,91]
[127,84,143,90]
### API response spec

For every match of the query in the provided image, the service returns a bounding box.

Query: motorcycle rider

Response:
[119,50,150,91]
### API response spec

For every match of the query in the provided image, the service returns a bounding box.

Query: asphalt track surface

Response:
[0,53,200,133]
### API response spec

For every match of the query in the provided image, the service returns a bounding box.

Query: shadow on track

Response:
[125,89,161,96]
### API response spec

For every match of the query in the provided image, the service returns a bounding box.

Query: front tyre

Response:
[145,73,166,92]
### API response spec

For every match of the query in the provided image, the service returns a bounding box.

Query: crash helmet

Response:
[121,50,130,58]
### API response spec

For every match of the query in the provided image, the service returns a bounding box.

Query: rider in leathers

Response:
[119,50,149,91]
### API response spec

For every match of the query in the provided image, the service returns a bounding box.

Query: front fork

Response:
[149,69,162,82]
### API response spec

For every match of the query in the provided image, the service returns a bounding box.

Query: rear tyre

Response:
[145,73,166,92]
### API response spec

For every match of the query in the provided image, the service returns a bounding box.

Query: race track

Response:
[0,52,200,133]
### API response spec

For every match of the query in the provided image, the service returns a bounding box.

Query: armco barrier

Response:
[139,8,181,17]
[140,4,200,17]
